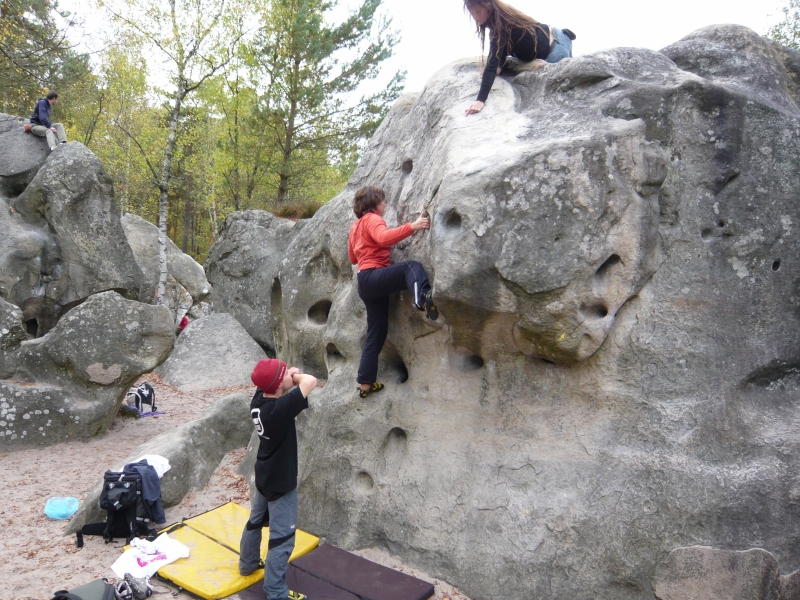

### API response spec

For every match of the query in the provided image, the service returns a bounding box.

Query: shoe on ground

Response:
[123,573,152,599]
[358,381,385,398]
[60,140,67,144]
[419,291,438,320]
[288,591,307,600]
[49,144,57,151]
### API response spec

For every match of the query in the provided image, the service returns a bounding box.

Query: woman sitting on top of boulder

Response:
[463,0,575,116]
[348,186,438,399]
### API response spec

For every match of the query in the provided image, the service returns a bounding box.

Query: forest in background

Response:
[0,0,404,262]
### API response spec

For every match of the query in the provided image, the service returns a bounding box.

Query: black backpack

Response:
[75,470,153,547]
[127,382,156,413]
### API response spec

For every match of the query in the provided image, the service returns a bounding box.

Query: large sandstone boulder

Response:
[0,113,49,196]
[155,313,266,391]
[121,213,211,319]
[208,25,800,600]
[66,392,252,535]
[0,292,174,450]
[2,142,144,335]
[205,210,299,352]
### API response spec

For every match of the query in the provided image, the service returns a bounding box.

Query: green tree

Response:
[249,0,404,205]
[0,0,84,115]
[101,0,245,304]
[770,0,800,49]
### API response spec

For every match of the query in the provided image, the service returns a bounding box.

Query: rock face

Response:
[1,142,144,335]
[204,210,299,353]
[0,291,174,450]
[652,546,799,600]
[0,112,49,196]
[65,392,252,535]
[207,25,800,600]
[121,213,211,321]
[155,313,266,391]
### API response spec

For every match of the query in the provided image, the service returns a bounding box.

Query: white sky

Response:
[61,0,787,93]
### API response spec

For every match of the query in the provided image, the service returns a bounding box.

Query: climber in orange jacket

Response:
[348,186,438,398]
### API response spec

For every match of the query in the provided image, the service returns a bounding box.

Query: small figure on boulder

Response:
[239,358,317,600]
[348,186,437,399]
[463,0,575,115]
[29,91,67,150]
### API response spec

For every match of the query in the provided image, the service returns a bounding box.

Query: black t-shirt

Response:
[477,24,552,102]
[251,386,309,496]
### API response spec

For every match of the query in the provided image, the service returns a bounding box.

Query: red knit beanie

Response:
[251,358,287,394]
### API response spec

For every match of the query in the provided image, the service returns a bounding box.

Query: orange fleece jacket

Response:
[348,212,414,271]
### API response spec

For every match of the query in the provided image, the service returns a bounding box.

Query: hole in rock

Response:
[25,319,38,337]
[581,304,609,320]
[326,342,346,367]
[450,349,485,372]
[380,427,409,471]
[772,260,781,272]
[541,358,555,365]
[554,235,562,242]
[402,159,413,174]
[355,471,374,493]
[718,219,726,228]
[443,210,462,232]
[378,341,408,384]
[701,228,713,241]
[307,299,332,325]
[595,254,621,280]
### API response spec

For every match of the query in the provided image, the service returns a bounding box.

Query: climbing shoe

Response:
[420,291,438,321]
[288,591,307,600]
[358,381,385,398]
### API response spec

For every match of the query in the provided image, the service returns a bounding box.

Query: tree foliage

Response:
[770,0,800,50]
[249,0,404,204]
[2,0,402,263]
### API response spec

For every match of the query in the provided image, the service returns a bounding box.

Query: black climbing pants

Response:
[356,261,431,385]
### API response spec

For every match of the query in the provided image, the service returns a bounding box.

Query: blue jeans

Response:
[239,487,298,600]
[546,27,573,63]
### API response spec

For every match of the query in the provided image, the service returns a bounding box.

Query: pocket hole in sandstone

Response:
[326,342,346,366]
[307,299,332,324]
[554,235,562,242]
[581,304,609,319]
[595,254,621,280]
[379,341,408,383]
[772,259,781,272]
[402,159,413,174]
[451,351,485,372]
[25,319,38,337]
[356,471,374,493]
[443,210,462,231]
[380,427,408,468]
[717,219,726,228]
[701,228,713,241]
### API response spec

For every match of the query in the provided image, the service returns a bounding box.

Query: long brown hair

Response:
[464,0,544,60]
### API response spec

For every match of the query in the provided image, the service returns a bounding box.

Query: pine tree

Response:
[248,0,404,206]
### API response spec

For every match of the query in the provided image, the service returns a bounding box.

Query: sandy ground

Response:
[0,377,470,600]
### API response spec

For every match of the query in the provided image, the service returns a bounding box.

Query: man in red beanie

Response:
[239,358,317,600]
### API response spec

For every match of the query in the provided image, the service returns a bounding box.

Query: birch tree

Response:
[101,0,244,306]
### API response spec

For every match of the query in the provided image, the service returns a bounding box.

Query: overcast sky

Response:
[62,0,788,93]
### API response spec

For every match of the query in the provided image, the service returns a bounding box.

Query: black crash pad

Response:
[238,564,360,600]
[291,544,434,600]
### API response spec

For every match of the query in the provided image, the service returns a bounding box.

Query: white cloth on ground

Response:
[110,532,189,578]
[133,454,171,478]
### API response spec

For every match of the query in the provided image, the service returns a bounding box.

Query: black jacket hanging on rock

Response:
[123,460,166,524]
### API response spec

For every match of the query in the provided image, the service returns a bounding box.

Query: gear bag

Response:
[50,577,115,600]
[126,382,156,413]
[75,470,154,547]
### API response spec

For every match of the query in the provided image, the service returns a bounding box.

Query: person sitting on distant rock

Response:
[239,358,317,600]
[176,314,189,335]
[463,0,575,115]
[29,91,67,150]
[348,185,438,399]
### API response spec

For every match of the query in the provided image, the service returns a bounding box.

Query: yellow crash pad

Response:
[156,502,319,600]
